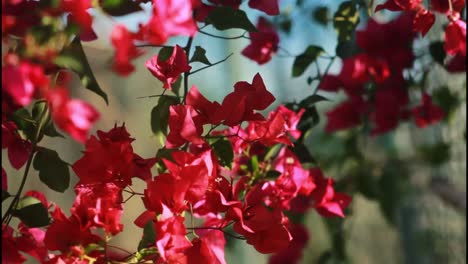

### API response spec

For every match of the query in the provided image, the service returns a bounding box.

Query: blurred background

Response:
[3,0,466,263]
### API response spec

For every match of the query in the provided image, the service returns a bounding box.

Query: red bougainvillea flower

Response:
[2,61,49,108]
[325,96,367,132]
[356,14,415,71]
[2,121,32,169]
[375,0,422,12]
[154,206,192,261]
[242,17,279,65]
[145,45,192,89]
[445,19,466,56]
[2,1,42,38]
[60,0,96,41]
[186,85,223,125]
[111,24,144,76]
[47,88,100,143]
[248,0,279,15]
[309,168,351,218]
[374,0,435,36]
[2,224,27,263]
[186,228,227,264]
[138,0,197,45]
[72,124,155,187]
[413,8,435,36]
[142,150,214,215]
[16,223,48,262]
[269,223,309,264]
[411,92,444,128]
[217,73,275,127]
[430,0,466,15]
[166,104,205,148]
[446,53,466,72]
[369,86,410,135]
[44,206,101,253]
[72,183,124,235]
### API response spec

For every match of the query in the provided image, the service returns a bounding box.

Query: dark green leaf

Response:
[101,0,143,16]
[429,41,446,65]
[158,46,174,62]
[378,160,409,226]
[150,95,180,145]
[2,191,11,202]
[265,170,281,180]
[291,142,316,164]
[29,25,55,45]
[171,76,183,97]
[417,142,451,166]
[57,38,108,104]
[312,6,329,26]
[10,108,36,140]
[42,122,65,138]
[333,1,360,42]
[279,19,292,34]
[432,86,459,122]
[33,148,70,192]
[32,101,54,141]
[301,94,329,105]
[13,196,50,227]
[292,45,324,77]
[211,138,234,168]
[138,220,156,251]
[206,7,257,32]
[190,46,212,65]
[155,147,175,173]
[335,39,359,59]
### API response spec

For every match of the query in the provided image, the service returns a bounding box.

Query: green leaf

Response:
[190,46,212,65]
[377,160,409,226]
[312,6,329,26]
[335,39,359,59]
[292,45,324,77]
[57,38,108,104]
[138,220,156,251]
[333,1,360,42]
[155,147,175,174]
[101,0,143,16]
[42,122,65,138]
[206,7,257,32]
[432,86,460,122]
[279,19,292,34]
[10,108,36,141]
[417,142,451,166]
[13,196,50,227]
[150,95,180,145]
[171,76,183,97]
[158,46,174,62]
[211,138,234,168]
[29,25,55,45]
[32,101,55,141]
[33,148,70,193]
[301,94,329,105]
[429,41,446,65]
[2,190,11,202]
[264,170,281,180]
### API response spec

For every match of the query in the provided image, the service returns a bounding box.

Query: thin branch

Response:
[198,29,249,40]
[187,226,246,240]
[188,53,234,76]
[183,37,194,104]
[135,44,173,49]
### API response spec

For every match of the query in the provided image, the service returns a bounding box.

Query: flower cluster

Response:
[320,14,446,135]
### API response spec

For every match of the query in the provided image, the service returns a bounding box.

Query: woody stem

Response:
[183,37,194,104]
